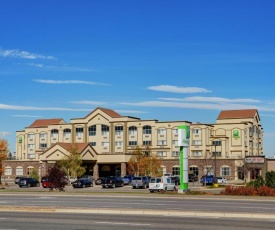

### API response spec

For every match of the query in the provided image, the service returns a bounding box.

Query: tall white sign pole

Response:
[178,125,190,192]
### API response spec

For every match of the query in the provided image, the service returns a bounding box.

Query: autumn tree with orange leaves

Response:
[127,146,162,177]
[0,138,9,185]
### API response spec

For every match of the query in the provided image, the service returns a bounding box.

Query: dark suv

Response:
[101,176,124,188]
[130,176,150,189]
[18,178,40,187]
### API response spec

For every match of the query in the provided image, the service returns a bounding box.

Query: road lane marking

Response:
[96,222,151,226]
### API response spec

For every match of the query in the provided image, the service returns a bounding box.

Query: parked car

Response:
[40,176,48,183]
[216,177,227,184]
[122,177,130,185]
[18,178,40,187]
[95,177,106,185]
[101,176,124,188]
[42,179,52,188]
[79,175,93,183]
[123,175,134,183]
[169,176,180,185]
[72,178,93,188]
[130,176,150,189]
[14,176,27,184]
[149,177,176,192]
[188,174,198,182]
[200,175,217,185]
[68,176,77,184]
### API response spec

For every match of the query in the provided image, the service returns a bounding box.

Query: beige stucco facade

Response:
[3,108,264,181]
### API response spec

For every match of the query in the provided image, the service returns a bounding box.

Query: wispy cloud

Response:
[0,131,11,137]
[28,64,96,72]
[147,85,211,93]
[116,110,149,114]
[0,48,56,60]
[159,96,261,103]
[71,101,107,105]
[0,103,91,111]
[34,79,110,86]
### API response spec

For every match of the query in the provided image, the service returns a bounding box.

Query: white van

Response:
[149,177,176,193]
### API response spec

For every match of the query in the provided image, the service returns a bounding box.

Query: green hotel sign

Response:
[233,129,240,139]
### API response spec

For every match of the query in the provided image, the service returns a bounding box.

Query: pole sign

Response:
[178,125,190,192]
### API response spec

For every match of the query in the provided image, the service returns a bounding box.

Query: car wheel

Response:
[112,184,115,188]
[27,184,30,188]
[83,184,86,188]
[37,183,40,187]
[174,186,177,191]
[143,184,146,189]
[102,185,105,188]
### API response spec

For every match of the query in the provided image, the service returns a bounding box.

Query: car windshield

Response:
[133,177,141,180]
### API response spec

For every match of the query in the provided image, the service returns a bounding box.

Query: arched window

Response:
[4,167,12,176]
[88,125,96,136]
[16,166,23,176]
[51,129,58,137]
[63,129,71,137]
[143,125,151,134]
[115,126,123,135]
[102,165,110,172]
[172,165,180,176]
[204,165,213,176]
[189,165,199,176]
[101,125,109,136]
[129,126,137,135]
[76,127,83,137]
[27,166,34,175]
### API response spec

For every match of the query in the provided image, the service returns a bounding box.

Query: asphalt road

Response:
[0,212,275,230]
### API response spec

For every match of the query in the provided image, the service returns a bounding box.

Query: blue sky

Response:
[1,1,275,157]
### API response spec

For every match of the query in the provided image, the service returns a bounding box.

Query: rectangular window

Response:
[192,140,202,145]
[212,151,222,157]
[27,154,35,159]
[172,129,178,134]
[5,167,12,176]
[39,133,46,138]
[158,129,166,135]
[143,141,151,146]
[157,151,167,157]
[192,129,201,134]
[115,126,123,136]
[171,151,179,157]
[172,167,180,176]
[115,141,123,146]
[129,141,137,146]
[101,142,109,147]
[90,142,96,146]
[16,168,23,175]
[172,140,178,146]
[221,167,230,176]
[157,140,167,146]
[212,140,221,146]
[28,134,35,139]
[28,144,35,149]
[129,130,137,135]
[39,143,47,149]
[192,151,202,157]
[76,127,83,137]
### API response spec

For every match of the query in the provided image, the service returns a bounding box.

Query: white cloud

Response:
[147,85,211,93]
[71,101,107,105]
[34,79,109,86]
[0,103,91,111]
[116,110,149,114]
[28,64,96,72]
[11,115,44,118]
[0,49,56,60]
[0,131,11,137]
[159,96,261,103]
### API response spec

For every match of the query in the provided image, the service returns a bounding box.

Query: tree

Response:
[47,165,67,191]
[57,148,86,178]
[30,168,39,181]
[265,171,275,188]
[127,145,162,177]
[0,139,9,185]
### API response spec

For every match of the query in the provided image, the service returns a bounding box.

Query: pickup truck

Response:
[200,175,217,185]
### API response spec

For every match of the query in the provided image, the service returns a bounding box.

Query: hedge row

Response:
[221,185,275,196]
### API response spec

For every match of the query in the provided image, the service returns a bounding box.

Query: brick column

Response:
[121,162,126,176]
[93,164,99,180]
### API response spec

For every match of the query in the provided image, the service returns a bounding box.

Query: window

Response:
[192,129,201,134]
[204,166,213,176]
[28,133,35,139]
[189,166,199,176]
[171,151,179,157]
[129,141,137,146]
[16,167,23,175]
[76,127,83,137]
[101,142,109,147]
[115,126,123,135]
[63,129,71,137]
[5,167,12,176]
[27,166,34,175]
[90,142,96,146]
[143,141,151,146]
[39,143,47,149]
[143,125,151,134]
[172,128,178,134]
[160,166,166,176]
[157,151,167,157]
[27,154,35,159]
[212,151,222,157]
[172,140,178,146]
[101,125,109,136]
[192,151,202,157]
[51,129,58,137]
[40,133,47,138]
[221,166,231,176]
[129,126,137,135]
[115,141,123,146]
[158,129,166,135]
[172,166,180,176]
[28,144,34,149]
[212,140,221,146]
[192,140,202,145]
[89,125,96,136]
[157,140,167,146]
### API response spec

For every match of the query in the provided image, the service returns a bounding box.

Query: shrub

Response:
[265,171,275,188]
[221,185,275,196]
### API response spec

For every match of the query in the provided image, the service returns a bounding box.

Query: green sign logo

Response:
[19,137,22,143]
[233,130,240,139]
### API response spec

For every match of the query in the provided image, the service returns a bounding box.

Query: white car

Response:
[216,177,227,184]
[149,177,176,192]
